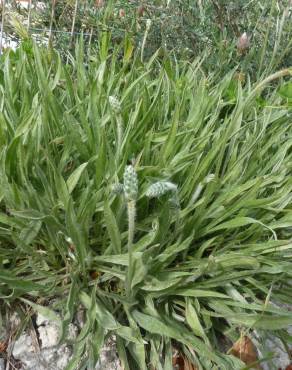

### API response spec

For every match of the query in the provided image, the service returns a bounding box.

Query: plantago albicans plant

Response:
[0,41,292,370]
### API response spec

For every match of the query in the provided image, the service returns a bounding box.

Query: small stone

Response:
[12,333,34,359]
[67,324,78,340]
[95,341,121,370]
[36,313,50,327]
[38,324,59,348]
[0,358,5,370]
[56,345,72,369]
[262,336,290,370]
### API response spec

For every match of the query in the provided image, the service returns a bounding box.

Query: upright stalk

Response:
[70,0,79,48]
[116,114,123,159]
[48,0,56,46]
[127,200,136,250]
[27,0,32,31]
[0,0,6,56]
[126,199,136,298]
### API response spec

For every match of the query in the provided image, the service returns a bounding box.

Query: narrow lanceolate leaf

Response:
[132,310,221,364]
[116,337,130,370]
[161,108,179,161]
[66,162,88,194]
[0,271,44,292]
[104,200,121,254]
[94,298,120,330]
[66,199,87,272]
[130,252,148,289]
[207,217,274,236]
[115,326,143,344]
[185,298,207,341]
[59,277,79,343]
[19,220,42,245]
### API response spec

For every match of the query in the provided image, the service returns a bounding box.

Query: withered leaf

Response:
[230,335,261,369]
[172,351,198,370]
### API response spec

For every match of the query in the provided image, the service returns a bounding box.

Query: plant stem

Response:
[70,0,79,48]
[0,0,6,56]
[48,0,56,46]
[127,200,136,250]
[116,114,123,159]
[27,0,32,32]
[126,200,136,299]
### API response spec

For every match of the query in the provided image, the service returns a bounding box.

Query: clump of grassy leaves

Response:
[0,37,292,369]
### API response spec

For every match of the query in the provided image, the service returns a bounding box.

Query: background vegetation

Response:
[2,0,292,77]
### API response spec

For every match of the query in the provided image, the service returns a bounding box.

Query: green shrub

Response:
[0,41,292,369]
[6,0,292,77]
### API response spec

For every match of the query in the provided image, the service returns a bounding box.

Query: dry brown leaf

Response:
[0,340,8,353]
[89,270,100,279]
[230,335,261,369]
[172,351,198,370]
[95,0,104,8]
[183,357,198,370]
[137,5,145,17]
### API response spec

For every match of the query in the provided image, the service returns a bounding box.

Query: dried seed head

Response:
[109,96,121,113]
[234,72,246,83]
[146,18,152,30]
[95,0,104,8]
[237,32,250,53]
[119,8,126,18]
[146,181,177,198]
[222,39,228,48]
[137,5,145,16]
[123,165,138,201]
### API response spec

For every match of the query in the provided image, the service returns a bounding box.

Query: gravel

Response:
[2,312,121,370]
[263,335,291,370]
[260,326,292,370]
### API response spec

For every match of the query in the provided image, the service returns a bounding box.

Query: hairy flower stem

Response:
[116,114,123,158]
[126,200,136,299]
